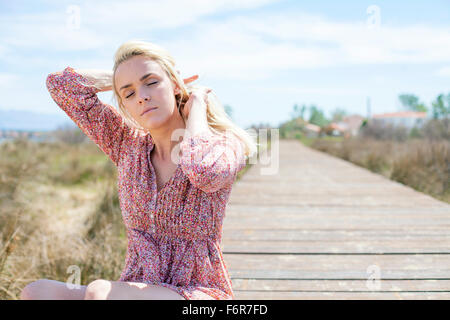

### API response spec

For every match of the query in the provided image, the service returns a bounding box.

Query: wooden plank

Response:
[233,291,450,300]
[223,215,450,229]
[231,182,446,198]
[225,205,450,216]
[221,240,450,254]
[222,228,450,241]
[221,228,450,253]
[223,253,450,279]
[228,194,447,207]
[231,279,450,291]
[229,269,450,279]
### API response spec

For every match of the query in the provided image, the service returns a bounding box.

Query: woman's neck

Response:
[149,114,186,164]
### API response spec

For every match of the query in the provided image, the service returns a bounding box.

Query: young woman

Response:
[20,40,256,300]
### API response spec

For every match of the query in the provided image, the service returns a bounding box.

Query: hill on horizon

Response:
[0,109,71,131]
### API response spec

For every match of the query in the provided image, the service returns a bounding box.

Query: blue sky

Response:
[1,0,449,129]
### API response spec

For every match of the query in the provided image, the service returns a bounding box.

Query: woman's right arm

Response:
[46,66,132,166]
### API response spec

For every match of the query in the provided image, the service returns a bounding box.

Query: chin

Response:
[140,115,170,131]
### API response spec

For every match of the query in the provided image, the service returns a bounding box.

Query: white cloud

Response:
[0,44,7,58]
[247,85,362,96]
[139,11,450,81]
[0,73,21,88]
[81,0,280,29]
[435,66,450,77]
[2,3,450,79]
[223,12,450,64]
[0,0,280,51]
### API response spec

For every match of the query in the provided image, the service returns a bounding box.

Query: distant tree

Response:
[431,93,450,119]
[308,105,329,127]
[330,107,348,123]
[224,104,233,120]
[248,121,273,141]
[421,118,450,140]
[290,104,307,120]
[398,94,427,112]
[360,120,408,142]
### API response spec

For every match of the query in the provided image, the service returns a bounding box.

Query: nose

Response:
[139,96,150,104]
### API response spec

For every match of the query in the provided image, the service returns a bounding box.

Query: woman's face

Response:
[114,55,181,131]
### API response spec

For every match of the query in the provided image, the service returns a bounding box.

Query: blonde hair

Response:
[110,39,257,159]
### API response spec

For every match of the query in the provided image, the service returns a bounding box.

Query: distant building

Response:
[322,122,347,137]
[288,117,321,138]
[304,122,321,138]
[371,111,427,129]
[339,114,365,136]
[323,114,365,138]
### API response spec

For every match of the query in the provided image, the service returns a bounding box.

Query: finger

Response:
[183,75,198,84]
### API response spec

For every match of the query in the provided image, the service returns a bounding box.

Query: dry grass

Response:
[0,138,126,299]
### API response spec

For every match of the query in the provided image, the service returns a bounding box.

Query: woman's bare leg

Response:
[20,279,87,300]
[84,279,185,300]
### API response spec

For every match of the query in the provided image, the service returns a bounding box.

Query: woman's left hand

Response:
[182,87,212,121]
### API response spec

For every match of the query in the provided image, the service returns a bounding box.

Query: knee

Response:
[20,279,51,300]
[84,279,111,300]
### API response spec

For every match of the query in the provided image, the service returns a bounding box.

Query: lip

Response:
[141,107,158,116]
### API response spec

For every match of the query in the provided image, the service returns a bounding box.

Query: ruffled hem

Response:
[117,230,235,300]
[158,282,234,300]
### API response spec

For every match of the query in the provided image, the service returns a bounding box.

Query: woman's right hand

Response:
[182,87,212,121]
[75,69,113,92]
[182,86,213,138]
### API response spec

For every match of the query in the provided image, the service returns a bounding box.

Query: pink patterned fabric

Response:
[46,67,247,300]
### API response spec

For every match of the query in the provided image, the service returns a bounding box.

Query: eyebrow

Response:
[119,73,155,91]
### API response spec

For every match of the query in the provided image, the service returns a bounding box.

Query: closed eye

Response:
[125,81,158,99]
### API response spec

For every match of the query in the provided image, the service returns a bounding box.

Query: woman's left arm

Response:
[178,89,246,193]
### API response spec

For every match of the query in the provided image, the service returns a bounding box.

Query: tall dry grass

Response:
[0,137,126,299]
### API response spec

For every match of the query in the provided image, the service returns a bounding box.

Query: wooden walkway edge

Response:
[222,139,450,300]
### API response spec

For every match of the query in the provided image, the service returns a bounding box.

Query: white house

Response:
[371,111,427,129]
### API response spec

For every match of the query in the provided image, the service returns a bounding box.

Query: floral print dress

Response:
[46,67,247,300]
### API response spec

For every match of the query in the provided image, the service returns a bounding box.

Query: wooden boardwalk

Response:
[222,139,450,299]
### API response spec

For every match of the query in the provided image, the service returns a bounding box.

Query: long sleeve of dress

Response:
[178,130,247,193]
[46,66,132,166]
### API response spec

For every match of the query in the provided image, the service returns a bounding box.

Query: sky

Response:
[0,0,449,129]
